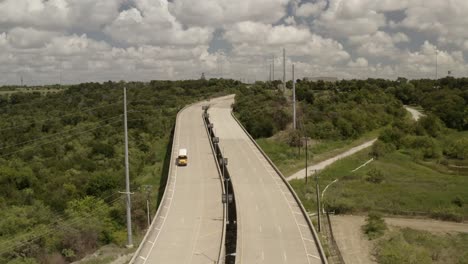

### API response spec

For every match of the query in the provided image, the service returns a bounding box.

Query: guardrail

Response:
[231,111,329,264]
[202,105,227,264]
[204,106,237,264]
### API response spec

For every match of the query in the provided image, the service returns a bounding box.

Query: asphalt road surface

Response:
[208,95,322,264]
[131,99,224,264]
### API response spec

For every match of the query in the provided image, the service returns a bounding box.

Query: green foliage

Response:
[0,79,239,262]
[376,228,468,264]
[366,168,385,184]
[444,138,468,160]
[362,212,387,239]
[370,140,395,159]
[233,87,291,138]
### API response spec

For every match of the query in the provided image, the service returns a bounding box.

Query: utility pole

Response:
[123,87,133,248]
[292,64,296,130]
[315,170,321,232]
[283,48,286,91]
[269,64,272,81]
[435,50,438,80]
[304,137,308,184]
[272,55,275,81]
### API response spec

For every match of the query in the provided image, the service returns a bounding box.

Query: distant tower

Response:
[272,55,275,81]
[283,48,286,87]
[201,72,206,80]
[20,75,23,86]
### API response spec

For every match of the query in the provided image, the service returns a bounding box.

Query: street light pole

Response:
[304,137,308,184]
[315,170,321,232]
[292,64,296,130]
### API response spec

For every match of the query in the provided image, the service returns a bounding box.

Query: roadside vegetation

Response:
[375,228,468,264]
[235,77,468,223]
[234,80,405,176]
[0,79,241,264]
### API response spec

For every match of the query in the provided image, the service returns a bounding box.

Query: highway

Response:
[208,95,323,264]
[130,99,224,264]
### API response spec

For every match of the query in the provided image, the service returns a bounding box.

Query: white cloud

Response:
[104,0,213,46]
[7,27,60,49]
[224,21,350,65]
[296,1,326,17]
[349,31,401,59]
[312,0,387,38]
[0,0,122,31]
[224,22,312,45]
[348,57,368,67]
[284,16,297,26]
[0,0,467,85]
[399,0,468,50]
[169,0,289,27]
[392,32,410,43]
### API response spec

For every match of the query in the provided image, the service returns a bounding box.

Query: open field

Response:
[257,128,381,177]
[330,215,468,264]
[289,131,468,221]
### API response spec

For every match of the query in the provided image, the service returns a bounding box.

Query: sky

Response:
[0,0,467,85]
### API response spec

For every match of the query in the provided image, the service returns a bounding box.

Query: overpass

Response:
[208,95,325,264]
[130,98,225,264]
[131,95,326,264]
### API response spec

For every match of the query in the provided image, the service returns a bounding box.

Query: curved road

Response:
[131,99,224,264]
[209,96,322,264]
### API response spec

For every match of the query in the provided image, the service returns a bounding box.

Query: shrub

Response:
[376,232,432,264]
[362,212,387,239]
[370,140,396,159]
[366,168,385,184]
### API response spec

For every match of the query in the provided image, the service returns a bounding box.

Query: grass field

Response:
[375,227,468,264]
[289,132,468,221]
[257,128,382,177]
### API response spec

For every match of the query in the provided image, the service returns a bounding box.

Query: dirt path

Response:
[287,139,377,180]
[404,106,424,121]
[330,215,468,264]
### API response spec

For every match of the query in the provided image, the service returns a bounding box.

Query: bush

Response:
[376,232,432,264]
[366,168,385,184]
[444,138,468,160]
[362,212,387,239]
[370,140,395,159]
[430,208,463,222]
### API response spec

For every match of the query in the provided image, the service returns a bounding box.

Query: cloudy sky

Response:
[0,0,467,85]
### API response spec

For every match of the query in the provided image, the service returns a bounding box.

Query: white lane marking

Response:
[259,225,262,233]
[139,256,146,260]
[277,225,282,233]
[283,252,287,262]
[261,250,265,261]
[256,204,259,211]
[308,254,320,259]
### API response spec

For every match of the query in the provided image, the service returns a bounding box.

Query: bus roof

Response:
[178,148,187,156]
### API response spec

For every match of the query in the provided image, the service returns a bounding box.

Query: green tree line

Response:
[0,79,241,263]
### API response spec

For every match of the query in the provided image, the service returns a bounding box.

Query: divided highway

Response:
[130,99,225,264]
[208,95,324,264]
